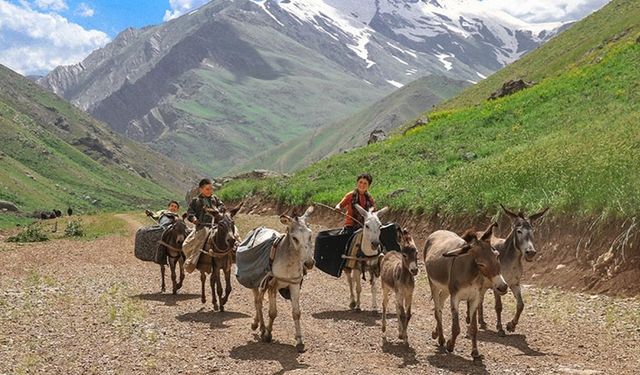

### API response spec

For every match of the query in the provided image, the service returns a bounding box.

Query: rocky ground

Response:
[1,213,638,374]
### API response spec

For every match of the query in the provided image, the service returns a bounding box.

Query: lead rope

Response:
[313,202,364,227]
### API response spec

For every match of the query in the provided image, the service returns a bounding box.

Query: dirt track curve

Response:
[1,213,638,374]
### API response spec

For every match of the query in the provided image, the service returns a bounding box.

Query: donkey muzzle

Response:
[304,259,315,270]
[524,250,537,262]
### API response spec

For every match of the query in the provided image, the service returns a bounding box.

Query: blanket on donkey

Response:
[235,227,280,289]
[314,222,401,277]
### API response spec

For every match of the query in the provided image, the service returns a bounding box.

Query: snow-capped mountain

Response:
[253,0,563,85]
[38,0,565,176]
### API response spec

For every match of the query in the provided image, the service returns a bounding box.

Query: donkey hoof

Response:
[349,301,356,310]
[497,329,506,337]
[219,305,225,313]
[160,287,165,293]
[262,332,272,343]
[472,350,482,360]
[438,337,446,347]
[479,322,487,330]
[354,307,362,313]
[432,330,438,339]
[201,297,206,304]
[251,322,258,331]
[506,322,516,332]
[213,305,219,312]
[296,343,306,353]
[445,340,455,353]
[172,289,178,295]
[381,325,386,333]
[465,316,470,324]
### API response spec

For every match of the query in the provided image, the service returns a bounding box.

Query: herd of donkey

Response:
[146,202,548,359]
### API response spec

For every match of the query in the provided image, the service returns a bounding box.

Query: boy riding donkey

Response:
[183,178,226,273]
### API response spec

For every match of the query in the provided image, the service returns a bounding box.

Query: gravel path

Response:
[1,213,638,374]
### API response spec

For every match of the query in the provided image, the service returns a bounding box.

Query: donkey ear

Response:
[443,244,471,257]
[500,204,519,220]
[376,206,389,217]
[354,204,368,218]
[529,207,549,222]
[480,222,498,241]
[301,205,314,221]
[280,214,293,226]
[460,227,477,243]
[229,206,241,218]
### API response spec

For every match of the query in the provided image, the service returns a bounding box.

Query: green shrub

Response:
[7,224,49,243]
[64,218,85,237]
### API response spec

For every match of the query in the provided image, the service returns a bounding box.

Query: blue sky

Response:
[0,0,610,76]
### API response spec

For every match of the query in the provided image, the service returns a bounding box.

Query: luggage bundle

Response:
[235,227,280,289]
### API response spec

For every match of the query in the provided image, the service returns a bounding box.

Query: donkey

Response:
[424,223,508,359]
[158,219,188,294]
[251,206,315,353]
[208,205,242,312]
[380,228,419,343]
[343,204,388,312]
[469,205,548,335]
[197,205,241,311]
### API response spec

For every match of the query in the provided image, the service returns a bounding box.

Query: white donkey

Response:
[343,204,388,312]
[251,206,315,353]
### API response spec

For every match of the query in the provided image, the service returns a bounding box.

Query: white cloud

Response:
[481,0,610,23]
[34,0,67,11]
[76,2,94,17]
[163,0,209,21]
[0,0,109,75]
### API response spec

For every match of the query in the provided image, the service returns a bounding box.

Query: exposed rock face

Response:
[489,79,536,100]
[367,129,387,144]
[0,200,19,212]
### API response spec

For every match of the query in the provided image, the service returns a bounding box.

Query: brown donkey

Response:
[469,205,548,335]
[197,205,241,311]
[380,228,419,343]
[424,223,508,359]
[159,219,188,294]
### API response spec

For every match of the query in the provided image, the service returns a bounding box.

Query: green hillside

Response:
[0,65,198,217]
[232,75,468,173]
[219,0,640,219]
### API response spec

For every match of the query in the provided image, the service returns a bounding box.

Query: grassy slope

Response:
[219,0,640,218]
[0,65,194,216]
[230,75,468,174]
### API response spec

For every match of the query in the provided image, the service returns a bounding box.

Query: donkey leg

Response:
[263,287,277,343]
[429,281,446,347]
[177,256,185,291]
[160,265,166,293]
[494,290,505,336]
[290,284,305,353]
[200,272,206,304]
[381,284,389,333]
[478,288,487,330]
[345,269,356,310]
[446,293,461,353]
[370,272,378,311]
[210,269,219,311]
[251,288,265,335]
[467,297,481,359]
[395,292,406,342]
[404,287,414,343]
[170,258,178,295]
[353,268,362,312]
[507,284,524,333]
[220,262,232,311]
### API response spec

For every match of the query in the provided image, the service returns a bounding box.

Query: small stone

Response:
[556,264,566,270]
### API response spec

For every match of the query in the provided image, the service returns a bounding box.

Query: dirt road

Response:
[1,214,638,374]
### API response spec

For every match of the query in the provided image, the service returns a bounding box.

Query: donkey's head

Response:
[501,204,548,262]
[445,222,508,295]
[209,203,242,252]
[354,204,388,256]
[166,219,188,248]
[280,206,315,270]
[398,227,419,276]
